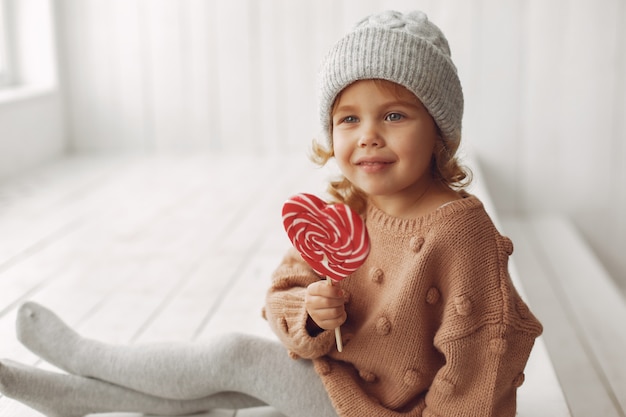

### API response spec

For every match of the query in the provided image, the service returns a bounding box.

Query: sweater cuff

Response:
[266,287,336,359]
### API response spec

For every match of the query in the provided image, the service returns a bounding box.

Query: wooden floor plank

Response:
[133,255,241,344]
[196,253,280,341]
[0,156,118,258]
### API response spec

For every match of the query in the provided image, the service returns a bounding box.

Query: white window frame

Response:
[0,0,13,88]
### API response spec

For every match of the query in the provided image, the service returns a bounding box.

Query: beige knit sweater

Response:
[265,195,543,417]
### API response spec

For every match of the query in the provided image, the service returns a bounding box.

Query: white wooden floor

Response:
[0,153,570,417]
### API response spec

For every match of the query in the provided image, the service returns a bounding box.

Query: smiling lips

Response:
[354,158,394,173]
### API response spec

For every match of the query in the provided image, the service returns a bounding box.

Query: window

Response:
[0,0,12,87]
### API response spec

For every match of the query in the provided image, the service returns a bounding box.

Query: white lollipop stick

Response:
[326,276,343,352]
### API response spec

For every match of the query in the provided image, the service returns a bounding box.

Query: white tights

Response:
[0,302,338,417]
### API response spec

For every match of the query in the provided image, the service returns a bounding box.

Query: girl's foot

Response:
[16,302,83,374]
[0,359,88,417]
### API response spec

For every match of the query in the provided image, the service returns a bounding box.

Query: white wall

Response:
[0,89,65,178]
[0,0,65,178]
[49,0,626,287]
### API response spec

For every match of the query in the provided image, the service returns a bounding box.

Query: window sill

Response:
[0,84,58,106]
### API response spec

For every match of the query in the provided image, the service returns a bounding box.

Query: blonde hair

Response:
[311,79,471,214]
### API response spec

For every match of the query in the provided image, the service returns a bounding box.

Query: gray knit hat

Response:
[318,10,463,146]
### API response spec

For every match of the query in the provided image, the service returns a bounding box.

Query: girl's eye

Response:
[385,112,404,122]
[333,115,358,126]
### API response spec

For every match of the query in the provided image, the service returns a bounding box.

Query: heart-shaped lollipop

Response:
[282,193,370,281]
[282,193,370,351]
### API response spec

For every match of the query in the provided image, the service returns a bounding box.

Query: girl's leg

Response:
[16,302,337,417]
[0,359,266,417]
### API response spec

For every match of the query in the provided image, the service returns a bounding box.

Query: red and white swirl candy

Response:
[282,193,370,352]
[282,193,370,281]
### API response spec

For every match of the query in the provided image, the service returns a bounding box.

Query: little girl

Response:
[0,10,542,417]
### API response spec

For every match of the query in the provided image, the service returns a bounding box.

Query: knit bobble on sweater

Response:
[426,287,441,304]
[489,338,508,355]
[501,236,514,256]
[410,236,425,252]
[376,316,392,335]
[370,267,385,284]
[316,359,332,376]
[454,295,472,316]
[434,377,455,396]
[403,369,422,387]
[359,370,378,383]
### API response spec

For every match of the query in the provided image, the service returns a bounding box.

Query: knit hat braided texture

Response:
[318,10,463,145]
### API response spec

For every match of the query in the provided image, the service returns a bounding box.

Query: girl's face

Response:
[331,80,439,213]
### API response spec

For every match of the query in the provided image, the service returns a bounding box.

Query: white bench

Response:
[502,215,626,417]
[0,154,572,417]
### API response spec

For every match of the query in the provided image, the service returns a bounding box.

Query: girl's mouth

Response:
[356,160,393,173]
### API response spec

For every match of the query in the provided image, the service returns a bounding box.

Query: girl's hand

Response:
[305,280,347,332]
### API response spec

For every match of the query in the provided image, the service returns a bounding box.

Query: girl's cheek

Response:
[332,141,348,163]
[332,132,348,153]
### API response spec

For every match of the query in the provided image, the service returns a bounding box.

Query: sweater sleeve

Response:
[264,247,336,359]
[422,207,543,417]
[423,322,539,417]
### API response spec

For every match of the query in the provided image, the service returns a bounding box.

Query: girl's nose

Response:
[357,123,384,148]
